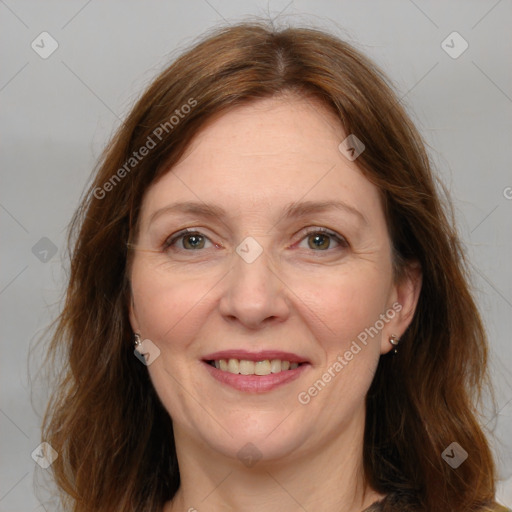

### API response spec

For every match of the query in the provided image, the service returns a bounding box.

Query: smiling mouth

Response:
[206,358,305,375]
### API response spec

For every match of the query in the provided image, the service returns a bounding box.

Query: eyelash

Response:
[162,227,349,253]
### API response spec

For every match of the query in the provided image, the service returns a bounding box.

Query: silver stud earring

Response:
[389,334,400,354]
[134,333,142,347]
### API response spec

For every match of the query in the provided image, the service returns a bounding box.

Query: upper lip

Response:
[202,350,309,364]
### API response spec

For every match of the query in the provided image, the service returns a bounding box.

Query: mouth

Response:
[201,350,311,393]
[205,358,304,375]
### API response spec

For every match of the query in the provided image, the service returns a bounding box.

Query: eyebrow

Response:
[148,199,368,227]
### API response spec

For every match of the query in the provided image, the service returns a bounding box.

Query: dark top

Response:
[361,493,511,512]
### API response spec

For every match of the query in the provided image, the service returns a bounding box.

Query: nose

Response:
[218,242,291,330]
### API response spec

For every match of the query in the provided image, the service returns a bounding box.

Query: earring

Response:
[389,334,400,354]
[134,333,142,347]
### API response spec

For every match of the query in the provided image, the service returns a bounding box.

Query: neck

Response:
[164,405,384,512]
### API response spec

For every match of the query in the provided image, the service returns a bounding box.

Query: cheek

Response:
[130,263,213,419]
[130,260,213,345]
[293,268,389,419]
[291,277,388,436]
[293,264,393,357]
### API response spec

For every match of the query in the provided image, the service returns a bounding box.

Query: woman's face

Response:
[129,95,419,463]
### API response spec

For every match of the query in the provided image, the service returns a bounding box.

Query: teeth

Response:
[255,360,271,375]
[227,358,238,374]
[239,360,255,375]
[270,359,282,373]
[210,358,302,375]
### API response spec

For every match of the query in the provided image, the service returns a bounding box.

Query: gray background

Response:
[1,1,511,510]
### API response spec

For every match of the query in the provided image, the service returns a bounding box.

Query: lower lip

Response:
[202,361,310,393]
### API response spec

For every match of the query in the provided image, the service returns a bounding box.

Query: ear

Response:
[380,261,422,354]
[128,292,140,334]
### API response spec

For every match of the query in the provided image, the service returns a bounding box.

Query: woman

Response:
[42,22,509,512]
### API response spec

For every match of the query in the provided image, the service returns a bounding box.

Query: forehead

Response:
[177,94,347,170]
[139,95,384,227]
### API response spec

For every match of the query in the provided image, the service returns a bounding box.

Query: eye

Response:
[163,229,217,251]
[162,227,348,254]
[296,228,349,251]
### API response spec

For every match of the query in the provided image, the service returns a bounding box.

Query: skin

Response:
[128,94,422,512]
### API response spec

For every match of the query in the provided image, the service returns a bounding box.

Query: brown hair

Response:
[41,21,500,512]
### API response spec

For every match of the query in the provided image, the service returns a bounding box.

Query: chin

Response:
[186,411,313,465]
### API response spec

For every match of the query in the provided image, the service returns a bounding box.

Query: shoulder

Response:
[479,502,512,512]
[491,505,512,512]
[366,495,512,512]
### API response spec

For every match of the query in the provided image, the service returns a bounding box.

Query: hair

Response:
[41,21,501,512]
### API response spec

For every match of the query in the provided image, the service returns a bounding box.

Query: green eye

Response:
[163,230,214,251]
[308,233,331,250]
[181,233,207,250]
[299,228,348,251]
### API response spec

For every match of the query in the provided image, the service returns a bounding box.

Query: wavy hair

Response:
[41,21,501,512]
